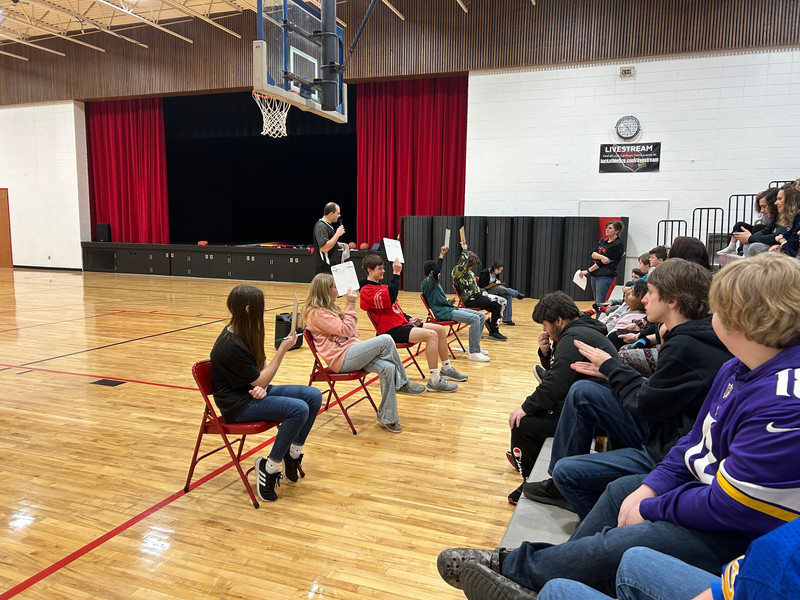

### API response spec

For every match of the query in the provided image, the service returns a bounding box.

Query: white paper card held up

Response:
[332,262,361,297]
[573,270,587,290]
[444,228,451,250]
[383,238,405,263]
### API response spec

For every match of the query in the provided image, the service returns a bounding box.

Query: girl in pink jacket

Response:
[301,273,426,433]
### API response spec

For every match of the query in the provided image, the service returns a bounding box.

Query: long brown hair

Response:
[300,273,344,327]
[777,180,800,227]
[226,285,266,369]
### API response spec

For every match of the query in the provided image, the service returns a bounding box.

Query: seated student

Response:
[437,252,800,598]
[422,246,490,362]
[637,253,651,278]
[302,273,426,434]
[360,254,467,393]
[477,259,525,326]
[770,179,800,257]
[741,187,784,256]
[538,515,800,600]
[452,240,507,341]
[717,190,769,256]
[506,291,618,505]
[210,285,322,502]
[524,258,732,517]
[648,245,668,269]
[601,279,648,350]
[617,238,711,377]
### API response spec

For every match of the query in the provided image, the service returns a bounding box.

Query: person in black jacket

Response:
[477,260,524,325]
[524,259,733,518]
[507,291,618,505]
[742,188,785,256]
[578,220,625,313]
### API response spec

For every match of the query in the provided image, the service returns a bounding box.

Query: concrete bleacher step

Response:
[501,439,578,549]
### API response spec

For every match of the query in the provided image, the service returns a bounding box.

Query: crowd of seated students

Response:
[718,179,800,260]
[437,251,800,600]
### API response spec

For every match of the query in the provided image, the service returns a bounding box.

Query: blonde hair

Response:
[300,273,344,327]
[776,179,800,227]
[710,252,800,349]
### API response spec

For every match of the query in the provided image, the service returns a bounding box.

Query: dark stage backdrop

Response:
[163,88,357,246]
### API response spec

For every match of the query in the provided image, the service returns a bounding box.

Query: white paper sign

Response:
[444,228,451,250]
[573,270,588,290]
[331,261,361,297]
[383,238,405,263]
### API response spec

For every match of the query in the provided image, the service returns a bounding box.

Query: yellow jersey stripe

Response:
[716,471,799,522]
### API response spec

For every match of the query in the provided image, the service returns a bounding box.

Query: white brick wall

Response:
[0,102,90,269]
[466,50,800,271]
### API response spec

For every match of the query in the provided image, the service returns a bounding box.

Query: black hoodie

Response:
[522,315,618,415]
[599,315,733,463]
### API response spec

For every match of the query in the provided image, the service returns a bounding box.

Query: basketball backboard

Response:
[253,0,347,124]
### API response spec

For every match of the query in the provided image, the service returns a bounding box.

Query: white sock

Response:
[430,369,440,384]
[289,444,303,459]
[442,359,452,369]
[265,457,281,474]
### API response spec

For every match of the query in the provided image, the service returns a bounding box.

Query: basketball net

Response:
[252,91,291,138]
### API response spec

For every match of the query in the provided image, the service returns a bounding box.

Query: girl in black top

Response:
[579,220,625,311]
[210,285,321,502]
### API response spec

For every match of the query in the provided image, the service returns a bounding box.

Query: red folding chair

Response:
[452,284,492,318]
[184,359,282,508]
[303,329,378,435]
[419,293,466,357]
[364,311,426,378]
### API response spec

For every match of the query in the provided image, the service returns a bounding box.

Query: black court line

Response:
[19,319,225,367]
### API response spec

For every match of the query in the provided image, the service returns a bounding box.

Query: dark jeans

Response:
[235,384,322,463]
[464,294,502,332]
[500,474,751,595]
[510,406,562,478]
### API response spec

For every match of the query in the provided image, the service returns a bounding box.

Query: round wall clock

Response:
[615,115,640,140]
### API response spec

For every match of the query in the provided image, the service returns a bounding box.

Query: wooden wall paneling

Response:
[430,215,463,296]
[0,189,12,267]
[2,2,800,104]
[400,215,431,292]
[529,217,565,300]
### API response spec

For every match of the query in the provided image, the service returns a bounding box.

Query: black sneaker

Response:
[533,365,546,383]
[502,320,516,326]
[522,478,573,511]
[283,452,305,482]
[462,562,537,600]
[488,331,507,341]
[515,293,525,300]
[508,484,523,506]
[255,457,282,502]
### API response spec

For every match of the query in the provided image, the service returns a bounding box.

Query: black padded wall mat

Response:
[401,216,433,292]
[430,216,465,296]
[530,217,566,300]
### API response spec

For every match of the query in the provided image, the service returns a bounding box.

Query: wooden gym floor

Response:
[0,268,586,600]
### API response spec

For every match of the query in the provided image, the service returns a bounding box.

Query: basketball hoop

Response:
[252,91,291,138]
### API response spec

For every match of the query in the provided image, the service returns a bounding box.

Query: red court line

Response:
[0,378,373,599]
[0,311,126,334]
[0,363,197,391]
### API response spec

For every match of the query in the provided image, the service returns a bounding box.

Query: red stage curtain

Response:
[356,77,467,247]
[86,98,170,243]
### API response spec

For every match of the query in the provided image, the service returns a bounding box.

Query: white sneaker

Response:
[480,349,489,355]
[468,352,490,362]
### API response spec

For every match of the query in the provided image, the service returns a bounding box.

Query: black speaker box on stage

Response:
[96,223,112,243]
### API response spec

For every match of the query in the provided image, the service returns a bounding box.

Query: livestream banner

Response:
[599,143,661,173]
